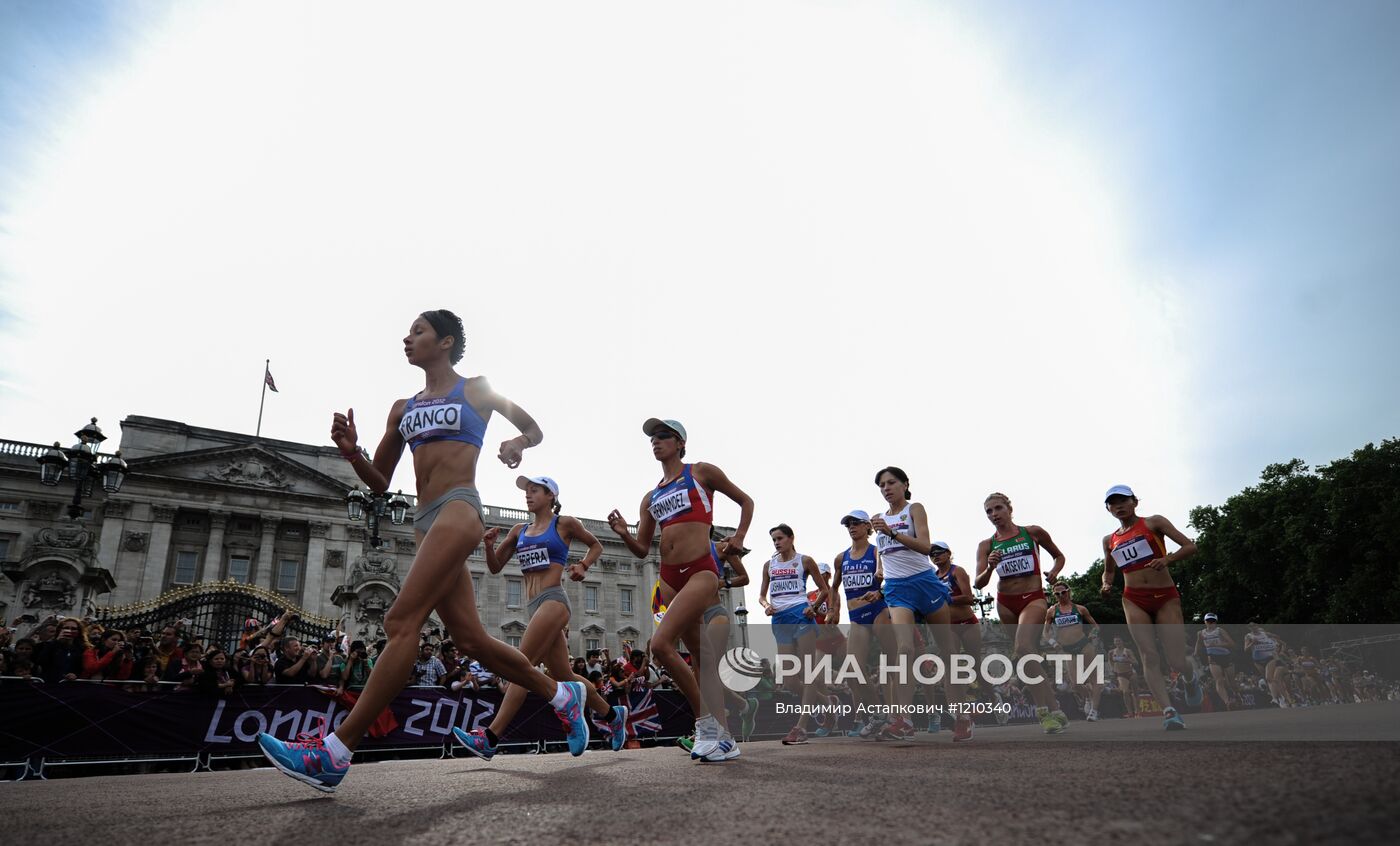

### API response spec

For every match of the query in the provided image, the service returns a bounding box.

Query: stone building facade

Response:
[0,415,742,655]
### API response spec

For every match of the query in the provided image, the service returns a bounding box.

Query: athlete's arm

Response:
[890,502,932,555]
[974,538,994,590]
[1028,525,1066,582]
[331,403,407,494]
[1145,514,1197,570]
[694,462,753,550]
[1079,605,1100,635]
[859,550,884,603]
[562,516,604,580]
[477,378,544,469]
[951,567,976,606]
[1220,629,1237,649]
[722,547,750,588]
[827,554,844,622]
[1100,536,1115,595]
[759,566,773,615]
[607,493,656,559]
[802,556,830,618]
[483,526,521,575]
[1041,607,1056,645]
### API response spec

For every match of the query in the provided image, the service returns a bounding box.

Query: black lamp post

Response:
[734,603,749,649]
[346,488,409,548]
[974,591,995,622]
[35,417,128,519]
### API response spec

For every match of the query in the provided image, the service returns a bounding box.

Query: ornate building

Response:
[0,415,741,655]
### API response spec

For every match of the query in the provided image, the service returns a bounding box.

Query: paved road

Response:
[10,702,1400,845]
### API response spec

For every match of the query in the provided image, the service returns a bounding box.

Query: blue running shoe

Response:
[1163,707,1186,731]
[1184,673,1204,707]
[555,681,590,756]
[927,716,942,734]
[812,724,831,738]
[257,731,347,794]
[451,727,497,761]
[609,706,629,752]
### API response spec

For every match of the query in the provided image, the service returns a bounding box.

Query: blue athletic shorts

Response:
[849,599,889,626]
[883,569,950,618]
[772,603,816,646]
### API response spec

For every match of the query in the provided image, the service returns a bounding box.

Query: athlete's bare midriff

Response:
[658,521,709,565]
[410,440,480,503]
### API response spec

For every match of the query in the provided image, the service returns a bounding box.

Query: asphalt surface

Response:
[9,701,1400,845]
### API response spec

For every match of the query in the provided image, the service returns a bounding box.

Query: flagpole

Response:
[256,358,269,438]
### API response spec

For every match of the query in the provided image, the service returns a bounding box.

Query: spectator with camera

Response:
[174,643,207,688]
[243,645,275,685]
[34,618,88,683]
[438,642,469,690]
[411,640,448,687]
[82,628,135,681]
[308,635,340,684]
[274,637,315,684]
[338,641,373,694]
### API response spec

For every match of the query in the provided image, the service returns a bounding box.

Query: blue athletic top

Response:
[839,545,879,602]
[515,516,569,573]
[398,377,489,452]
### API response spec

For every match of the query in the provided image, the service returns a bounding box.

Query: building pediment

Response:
[125,444,351,499]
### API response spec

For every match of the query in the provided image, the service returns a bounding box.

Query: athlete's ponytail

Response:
[421,309,466,365]
[552,497,562,516]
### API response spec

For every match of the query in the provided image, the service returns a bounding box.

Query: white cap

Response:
[516,475,560,497]
[840,509,870,525]
[1204,612,1218,622]
[1104,484,1136,501]
[643,418,687,441]
[930,540,951,553]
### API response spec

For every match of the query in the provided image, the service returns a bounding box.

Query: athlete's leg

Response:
[1123,600,1172,711]
[488,599,587,738]
[1013,600,1057,711]
[334,503,485,751]
[682,619,728,730]
[1151,599,1193,679]
[922,606,972,711]
[651,572,719,719]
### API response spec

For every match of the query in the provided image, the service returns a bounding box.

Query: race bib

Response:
[997,552,1036,577]
[648,488,691,523]
[399,403,463,442]
[1111,535,1156,570]
[517,546,550,570]
[843,571,874,591]
[1054,612,1079,628]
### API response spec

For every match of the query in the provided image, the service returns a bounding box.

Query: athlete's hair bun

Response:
[421,309,466,364]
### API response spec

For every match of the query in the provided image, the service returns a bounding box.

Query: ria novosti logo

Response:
[719,647,765,692]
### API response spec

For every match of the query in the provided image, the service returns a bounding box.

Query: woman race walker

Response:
[452,475,629,759]
[677,537,753,759]
[1041,581,1104,721]
[257,310,592,792]
[1100,484,1203,731]
[974,492,1071,733]
[931,541,981,736]
[1193,613,1239,709]
[1242,622,1290,707]
[759,524,832,745]
[864,468,974,742]
[829,510,897,739]
[608,418,754,761]
[1108,636,1140,717]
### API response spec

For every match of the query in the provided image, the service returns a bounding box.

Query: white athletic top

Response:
[1201,626,1227,648]
[767,553,809,611]
[874,503,931,580]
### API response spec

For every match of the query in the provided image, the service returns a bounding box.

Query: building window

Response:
[227,555,251,583]
[620,588,633,614]
[507,635,522,649]
[0,501,21,512]
[471,574,482,596]
[0,535,13,561]
[277,558,301,592]
[182,514,204,528]
[586,638,600,652]
[283,525,304,539]
[173,551,198,584]
[234,518,255,533]
[585,585,599,613]
[506,579,522,608]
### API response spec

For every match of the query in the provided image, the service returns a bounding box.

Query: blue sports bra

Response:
[398,377,489,451]
[516,516,570,573]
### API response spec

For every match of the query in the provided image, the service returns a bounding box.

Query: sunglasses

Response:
[650,431,678,441]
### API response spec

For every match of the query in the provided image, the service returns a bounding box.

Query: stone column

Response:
[96,500,129,593]
[255,516,281,591]
[303,521,331,616]
[200,511,228,583]
[140,504,179,602]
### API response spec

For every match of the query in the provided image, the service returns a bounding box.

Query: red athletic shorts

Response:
[1123,585,1181,616]
[660,553,719,592]
[953,617,978,625]
[998,590,1043,618]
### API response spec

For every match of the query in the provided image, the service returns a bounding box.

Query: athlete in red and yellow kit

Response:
[1100,484,1202,730]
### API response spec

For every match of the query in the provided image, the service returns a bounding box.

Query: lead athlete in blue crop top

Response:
[453,475,629,760]
[259,310,594,794]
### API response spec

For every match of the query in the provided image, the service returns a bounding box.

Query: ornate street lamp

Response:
[734,603,749,649]
[35,417,128,519]
[345,487,409,548]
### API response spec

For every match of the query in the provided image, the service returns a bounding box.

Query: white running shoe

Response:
[690,716,721,760]
[1085,708,1099,722]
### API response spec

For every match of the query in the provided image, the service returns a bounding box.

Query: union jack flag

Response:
[592,686,662,738]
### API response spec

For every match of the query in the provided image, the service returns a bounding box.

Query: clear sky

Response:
[2,1,1397,617]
